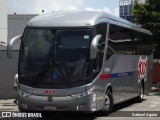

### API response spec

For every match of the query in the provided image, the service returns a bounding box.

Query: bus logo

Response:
[48,96,53,102]
[44,90,56,95]
[138,56,147,82]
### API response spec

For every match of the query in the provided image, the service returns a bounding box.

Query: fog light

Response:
[76,103,85,110]
[93,94,96,102]
[92,103,96,111]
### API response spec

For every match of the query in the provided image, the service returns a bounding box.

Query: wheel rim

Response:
[140,86,144,99]
[104,94,110,111]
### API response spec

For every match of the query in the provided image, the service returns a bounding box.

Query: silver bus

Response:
[8,11,153,113]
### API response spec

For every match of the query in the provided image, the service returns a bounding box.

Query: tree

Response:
[133,0,160,35]
[133,0,160,58]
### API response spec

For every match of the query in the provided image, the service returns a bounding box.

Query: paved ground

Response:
[0,87,160,119]
[0,99,18,112]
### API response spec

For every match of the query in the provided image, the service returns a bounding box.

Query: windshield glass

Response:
[19,29,54,87]
[52,30,92,88]
[19,28,93,88]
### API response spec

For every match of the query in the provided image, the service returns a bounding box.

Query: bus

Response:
[7,11,153,113]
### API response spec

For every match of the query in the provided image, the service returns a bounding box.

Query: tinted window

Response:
[109,24,134,54]
[93,23,107,71]
[96,23,107,62]
[52,29,93,88]
[19,29,53,86]
[57,31,91,49]
[19,28,94,89]
[106,46,115,60]
[108,24,152,56]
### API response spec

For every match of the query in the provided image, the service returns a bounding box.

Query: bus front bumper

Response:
[18,94,96,112]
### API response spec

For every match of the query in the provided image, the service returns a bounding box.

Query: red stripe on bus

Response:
[100,74,111,80]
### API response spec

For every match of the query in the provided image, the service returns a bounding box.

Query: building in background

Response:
[0,14,37,50]
[0,14,37,99]
[119,0,145,22]
[0,0,7,46]
[7,14,37,50]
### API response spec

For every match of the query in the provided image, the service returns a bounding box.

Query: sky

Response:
[8,0,119,17]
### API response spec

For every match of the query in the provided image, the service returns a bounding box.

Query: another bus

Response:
[7,11,153,113]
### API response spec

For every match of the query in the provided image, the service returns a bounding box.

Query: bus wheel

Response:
[136,84,144,103]
[18,103,28,112]
[103,90,113,113]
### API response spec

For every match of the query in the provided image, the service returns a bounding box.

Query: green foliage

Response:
[133,0,160,36]
[133,0,160,58]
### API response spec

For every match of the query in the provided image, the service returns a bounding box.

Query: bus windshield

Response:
[19,28,93,88]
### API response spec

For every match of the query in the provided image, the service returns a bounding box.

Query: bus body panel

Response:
[18,83,90,111]
[102,54,152,104]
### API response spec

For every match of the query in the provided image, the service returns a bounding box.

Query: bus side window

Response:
[106,46,115,61]
[95,23,107,70]
[108,24,133,54]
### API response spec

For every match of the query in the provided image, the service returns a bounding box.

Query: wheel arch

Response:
[105,83,113,94]
[140,79,145,92]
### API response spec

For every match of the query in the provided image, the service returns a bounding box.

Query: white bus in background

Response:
[8,11,153,114]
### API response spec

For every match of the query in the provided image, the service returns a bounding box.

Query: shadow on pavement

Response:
[147,88,160,96]
[113,98,146,112]
[94,98,147,117]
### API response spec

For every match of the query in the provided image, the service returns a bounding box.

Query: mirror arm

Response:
[7,35,22,59]
[90,35,102,59]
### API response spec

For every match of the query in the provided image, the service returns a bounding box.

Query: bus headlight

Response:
[17,89,31,97]
[71,88,94,98]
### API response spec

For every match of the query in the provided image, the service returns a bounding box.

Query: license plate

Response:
[44,106,57,110]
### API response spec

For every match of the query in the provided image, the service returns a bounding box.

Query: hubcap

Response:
[104,94,110,110]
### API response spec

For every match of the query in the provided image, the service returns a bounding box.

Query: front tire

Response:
[18,102,31,112]
[136,84,144,103]
[18,104,27,112]
[102,90,113,114]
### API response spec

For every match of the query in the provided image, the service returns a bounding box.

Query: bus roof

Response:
[27,11,152,35]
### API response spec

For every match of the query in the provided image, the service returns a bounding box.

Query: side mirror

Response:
[7,35,22,59]
[90,35,102,59]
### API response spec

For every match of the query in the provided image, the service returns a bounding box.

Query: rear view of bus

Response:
[7,11,153,113]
